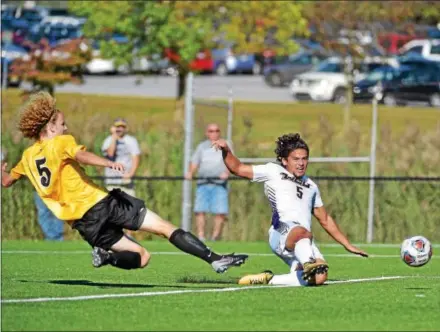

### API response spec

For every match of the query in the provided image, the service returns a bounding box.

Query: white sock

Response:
[269,271,308,286]
[294,238,315,265]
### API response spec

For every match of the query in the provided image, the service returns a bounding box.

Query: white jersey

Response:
[252,163,323,231]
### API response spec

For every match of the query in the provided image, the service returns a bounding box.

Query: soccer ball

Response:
[400,236,433,267]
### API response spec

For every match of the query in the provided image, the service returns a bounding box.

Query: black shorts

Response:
[72,189,147,250]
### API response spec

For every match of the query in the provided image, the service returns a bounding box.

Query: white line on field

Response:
[1,276,408,304]
[0,251,438,259]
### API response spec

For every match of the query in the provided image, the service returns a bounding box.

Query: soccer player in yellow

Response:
[1,92,247,272]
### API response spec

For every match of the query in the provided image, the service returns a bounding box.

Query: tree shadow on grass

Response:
[17,279,188,289]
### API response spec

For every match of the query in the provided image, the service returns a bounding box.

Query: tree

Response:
[69,1,308,99]
[10,37,92,95]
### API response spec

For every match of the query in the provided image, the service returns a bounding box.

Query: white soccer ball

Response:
[400,236,433,267]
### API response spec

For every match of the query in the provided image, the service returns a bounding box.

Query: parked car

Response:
[353,65,407,103]
[378,62,440,107]
[211,47,269,76]
[398,39,440,62]
[85,37,130,75]
[263,50,328,87]
[1,42,27,87]
[289,57,380,103]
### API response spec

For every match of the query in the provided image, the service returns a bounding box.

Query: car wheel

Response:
[216,63,228,76]
[383,94,397,106]
[429,93,440,107]
[267,72,282,87]
[333,88,347,104]
[252,62,263,75]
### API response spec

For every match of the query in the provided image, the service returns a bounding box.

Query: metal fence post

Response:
[367,97,378,243]
[181,72,194,231]
[227,86,233,143]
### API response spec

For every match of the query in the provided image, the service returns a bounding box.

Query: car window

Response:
[431,44,440,55]
[289,54,312,65]
[315,61,343,73]
[403,45,423,55]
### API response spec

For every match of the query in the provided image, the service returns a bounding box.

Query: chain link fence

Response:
[2,176,439,243]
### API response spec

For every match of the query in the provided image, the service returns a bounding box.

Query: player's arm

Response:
[75,150,125,173]
[1,163,18,188]
[313,206,369,257]
[212,139,253,180]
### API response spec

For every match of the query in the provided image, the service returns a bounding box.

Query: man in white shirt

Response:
[212,133,368,286]
[102,118,140,197]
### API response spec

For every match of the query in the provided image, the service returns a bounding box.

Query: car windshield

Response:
[364,67,394,82]
[315,61,343,73]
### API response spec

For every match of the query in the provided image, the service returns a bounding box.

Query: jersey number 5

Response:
[35,157,51,187]
[296,186,303,199]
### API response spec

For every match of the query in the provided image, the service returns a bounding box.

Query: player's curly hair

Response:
[18,91,59,140]
[275,133,309,162]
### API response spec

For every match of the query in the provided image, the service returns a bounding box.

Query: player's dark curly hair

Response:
[275,133,309,162]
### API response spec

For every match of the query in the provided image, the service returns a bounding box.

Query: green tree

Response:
[69,1,308,99]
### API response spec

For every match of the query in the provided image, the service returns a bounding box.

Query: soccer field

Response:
[1,240,439,331]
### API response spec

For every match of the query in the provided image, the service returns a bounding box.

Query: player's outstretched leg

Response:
[238,259,328,286]
[139,209,248,273]
[92,235,151,270]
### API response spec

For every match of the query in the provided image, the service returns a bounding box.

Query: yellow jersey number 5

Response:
[35,157,51,187]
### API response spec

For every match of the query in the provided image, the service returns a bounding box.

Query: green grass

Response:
[2,241,439,331]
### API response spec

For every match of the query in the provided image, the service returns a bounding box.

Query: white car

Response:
[85,44,129,75]
[398,39,440,62]
[289,57,383,103]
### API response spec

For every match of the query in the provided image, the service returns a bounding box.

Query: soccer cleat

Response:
[302,259,329,282]
[211,253,248,273]
[92,247,112,268]
[238,270,274,285]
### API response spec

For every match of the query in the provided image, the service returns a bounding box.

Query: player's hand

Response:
[345,244,369,257]
[212,139,229,152]
[1,162,7,172]
[109,162,125,174]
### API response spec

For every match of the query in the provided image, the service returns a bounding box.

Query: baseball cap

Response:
[113,118,127,127]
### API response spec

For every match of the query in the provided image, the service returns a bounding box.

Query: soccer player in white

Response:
[212,133,368,286]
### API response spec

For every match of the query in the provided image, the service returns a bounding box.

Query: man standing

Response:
[185,123,231,241]
[102,118,140,197]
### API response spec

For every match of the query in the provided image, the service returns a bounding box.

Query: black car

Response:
[380,62,440,107]
[353,65,406,103]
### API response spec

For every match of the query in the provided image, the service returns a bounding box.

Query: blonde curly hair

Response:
[18,91,60,140]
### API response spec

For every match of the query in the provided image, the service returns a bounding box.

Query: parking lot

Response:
[38,74,292,102]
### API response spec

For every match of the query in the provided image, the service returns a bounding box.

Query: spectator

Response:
[101,118,140,197]
[1,147,63,240]
[34,192,64,241]
[185,123,231,241]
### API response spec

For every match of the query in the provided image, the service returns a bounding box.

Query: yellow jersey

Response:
[10,135,108,223]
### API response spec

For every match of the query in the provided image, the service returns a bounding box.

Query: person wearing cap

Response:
[101,118,140,197]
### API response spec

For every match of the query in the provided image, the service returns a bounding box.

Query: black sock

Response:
[109,251,142,270]
[169,229,222,264]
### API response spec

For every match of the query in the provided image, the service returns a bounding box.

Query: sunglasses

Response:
[208,129,220,133]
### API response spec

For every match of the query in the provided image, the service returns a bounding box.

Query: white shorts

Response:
[268,221,324,273]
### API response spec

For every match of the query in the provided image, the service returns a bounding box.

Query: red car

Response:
[165,48,214,73]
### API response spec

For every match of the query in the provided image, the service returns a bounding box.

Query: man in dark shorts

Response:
[1,92,248,272]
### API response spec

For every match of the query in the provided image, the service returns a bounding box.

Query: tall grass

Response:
[1,91,439,242]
